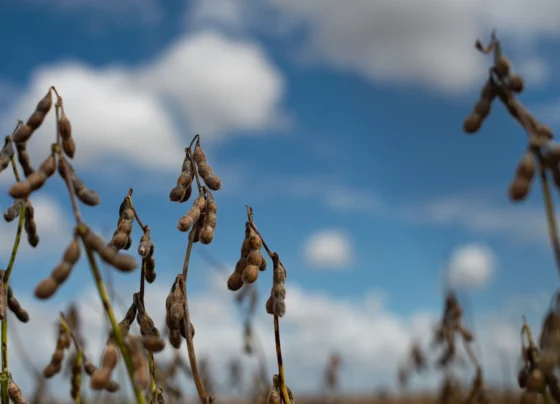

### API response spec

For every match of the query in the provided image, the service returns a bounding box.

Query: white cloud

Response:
[446,244,497,290]
[0,62,185,174]
[401,194,548,246]
[192,0,560,93]
[141,31,286,138]
[516,57,550,86]
[1,31,286,179]
[4,273,549,399]
[303,229,354,270]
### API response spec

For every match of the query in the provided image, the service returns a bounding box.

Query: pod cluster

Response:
[43,322,72,378]
[169,148,194,203]
[165,274,194,349]
[463,49,525,136]
[433,293,473,368]
[171,138,221,246]
[138,226,156,283]
[110,195,134,251]
[228,222,267,291]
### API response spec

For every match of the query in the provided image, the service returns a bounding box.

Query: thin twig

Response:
[246,206,291,404]
[180,227,213,403]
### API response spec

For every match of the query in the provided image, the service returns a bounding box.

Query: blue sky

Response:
[1,0,560,398]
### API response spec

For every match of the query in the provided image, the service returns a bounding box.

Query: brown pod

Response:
[192,142,207,164]
[63,237,81,265]
[0,136,14,173]
[36,90,53,114]
[267,388,281,404]
[516,151,535,181]
[101,344,119,371]
[271,284,286,300]
[537,124,554,141]
[7,379,26,404]
[24,202,39,247]
[12,125,33,144]
[495,55,511,77]
[8,181,32,199]
[142,335,166,352]
[27,111,47,130]
[265,296,274,315]
[112,254,138,272]
[43,363,61,378]
[3,199,25,222]
[15,143,34,177]
[34,278,59,299]
[473,99,491,118]
[50,262,73,284]
[227,273,244,291]
[480,81,497,101]
[199,225,214,244]
[242,265,259,284]
[508,178,530,201]
[526,368,545,393]
[246,250,262,266]
[62,137,76,159]
[178,184,193,203]
[144,256,156,283]
[508,74,524,93]
[170,149,195,202]
[90,368,111,390]
[7,287,29,323]
[463,114,483,134]
[105,380,120,392]
[259,255,267,271]
[138,227,154,258]
[59,111,72,139]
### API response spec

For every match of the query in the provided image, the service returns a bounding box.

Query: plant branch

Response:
[77,225,146,404]
[180,225,213,403]
[246,206,291,404]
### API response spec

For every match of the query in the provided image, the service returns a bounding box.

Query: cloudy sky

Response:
[1,0,560,400]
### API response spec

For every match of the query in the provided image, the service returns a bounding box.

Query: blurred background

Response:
[1,0,560,402]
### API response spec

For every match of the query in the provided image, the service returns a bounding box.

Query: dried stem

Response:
[127,188,147,231]
[77,224,146,404]
[246,206,291,404]
[492,84,560,277]
[181,227,213,403]
[1,156,26,404]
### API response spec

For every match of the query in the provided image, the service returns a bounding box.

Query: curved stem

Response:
[246,206,291,404]
[181,228,212,403]
[77,226,146,404]
[1,204,26,404]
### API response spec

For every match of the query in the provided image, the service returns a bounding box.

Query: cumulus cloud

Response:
[4,272,546,399]
[1,63,185,173]
[0,31,285,178]
[303,229,354,270]
[190,0,558,92]
[401,194,548,246]
[446,244,497,290]
[141,31,286,138]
